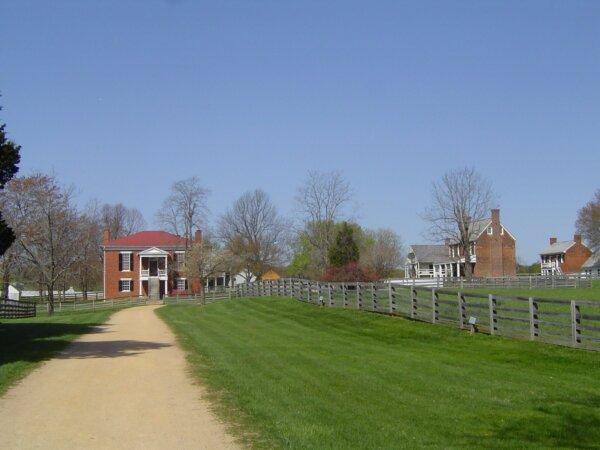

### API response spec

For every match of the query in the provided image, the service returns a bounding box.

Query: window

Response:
[120,252,132,271]
[175,251,186,270]
[501,227,505,235]
[119,279,132,292]
[487,227,493,235]
[175,278,187,290]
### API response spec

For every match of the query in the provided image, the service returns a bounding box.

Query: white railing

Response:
[141,269,167,278]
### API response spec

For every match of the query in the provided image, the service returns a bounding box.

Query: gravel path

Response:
[0,305,238,449]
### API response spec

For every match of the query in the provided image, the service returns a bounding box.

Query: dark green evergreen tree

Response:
[328,222,359,267]
[0,103,21,256]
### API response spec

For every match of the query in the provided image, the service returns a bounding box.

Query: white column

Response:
[139,254,142,296]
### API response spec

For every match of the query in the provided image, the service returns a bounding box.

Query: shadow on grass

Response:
[0,322,169,366]
[462,394,600,449]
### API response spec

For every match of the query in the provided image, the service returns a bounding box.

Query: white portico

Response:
[139,247,168,299]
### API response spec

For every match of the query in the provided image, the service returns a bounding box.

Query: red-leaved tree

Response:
[320,262,378,282]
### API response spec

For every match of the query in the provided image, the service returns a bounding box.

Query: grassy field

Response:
[158,298,600,449]
[463,280,600,301]
[0,309,116,395]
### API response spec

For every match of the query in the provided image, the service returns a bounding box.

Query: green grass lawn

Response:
[463,280,600,301]
[0,309,116,395]
[158,297,600,449]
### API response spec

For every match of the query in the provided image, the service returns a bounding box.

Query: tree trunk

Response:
[463,244,473,280]
[47,284,55,315]
[2,262,10,299]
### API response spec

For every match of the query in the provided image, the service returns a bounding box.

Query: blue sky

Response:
[1,1,599,263]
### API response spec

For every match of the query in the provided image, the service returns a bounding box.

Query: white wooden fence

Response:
[233,278,600,351]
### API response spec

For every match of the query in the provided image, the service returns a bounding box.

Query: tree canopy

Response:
[0,105,21,256]
[328,222,360,267]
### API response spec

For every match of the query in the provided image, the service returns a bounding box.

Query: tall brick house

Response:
[539,234,592,275]
[405,209,516,278]
[102,230,201,299]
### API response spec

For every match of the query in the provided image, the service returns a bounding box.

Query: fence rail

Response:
[391,274,593,289]
[233,279,600,351]
[0,299,36,318]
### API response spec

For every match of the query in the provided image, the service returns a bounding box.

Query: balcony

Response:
[141,269,167,280]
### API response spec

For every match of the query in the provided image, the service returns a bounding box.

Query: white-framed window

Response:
[175,278,187,290]
[487,227,493,235]
[175,251,186,269]
[120,252,132,272]
[500,227,505,236]
[119,279,132,292]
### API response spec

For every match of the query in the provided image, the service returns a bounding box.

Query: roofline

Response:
[540,241,575,256]
[102,245,187,251]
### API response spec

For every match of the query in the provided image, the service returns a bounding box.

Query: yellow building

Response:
[260,269,281,281]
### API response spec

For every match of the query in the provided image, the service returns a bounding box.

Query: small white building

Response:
[582,253,600,277]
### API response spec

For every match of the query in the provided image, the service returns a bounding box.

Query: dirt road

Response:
[0,305,238,449]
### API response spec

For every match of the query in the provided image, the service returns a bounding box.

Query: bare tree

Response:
[183,236,229,297]
[73,206,103,299]
[422,167,496,279]
[0,174,81,313]
[219,189,287,279]
[576,189,600,253]
[156,176,209,244]
[99,203,146,239]
[361,228,404,278]
[294,170,353,272]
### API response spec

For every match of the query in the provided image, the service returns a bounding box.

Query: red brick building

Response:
[539,234,592,275]
[102,230,201,299]
[405,209,516,278]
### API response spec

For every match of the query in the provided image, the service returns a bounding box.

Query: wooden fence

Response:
[233,279,600,351]
[392,274,593,289]
[0,299,36,318]
[163,288,231,305]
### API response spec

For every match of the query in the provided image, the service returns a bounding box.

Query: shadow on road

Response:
[56,340,171,359]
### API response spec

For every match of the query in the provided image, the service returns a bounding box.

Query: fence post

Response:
[571,300,581,347]
[410,287,417,319]
[316,282,321,306]
[389,284,396,314]
[356,283,362,309]
[328,283,333,307]
[488,294,497,335]
[431,288,439,324]
[458,292,465,328]
[528,297,539,340]
[371,283,377,311]
[343,284,348,308]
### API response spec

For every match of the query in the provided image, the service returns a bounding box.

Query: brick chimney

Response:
[549,237,557,245]
[491,208,500,224]
[103,229,111,244]
[194,229,203,243]
[574,234,582,244]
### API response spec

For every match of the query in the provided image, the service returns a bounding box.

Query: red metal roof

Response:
[104,231,187,248]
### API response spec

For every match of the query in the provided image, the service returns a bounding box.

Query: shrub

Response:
[320,262,378,282]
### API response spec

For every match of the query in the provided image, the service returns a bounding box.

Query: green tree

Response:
[328,222,359,267]
[0,104,21,257]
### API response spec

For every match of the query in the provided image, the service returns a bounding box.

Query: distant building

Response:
[582,253,600,277]
[102,230,202,300]
[260,269,281,281]
[405,209,516,278]
[539,235,591,275]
